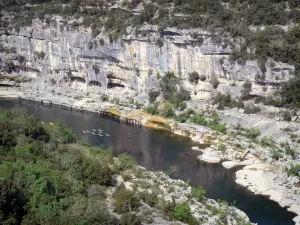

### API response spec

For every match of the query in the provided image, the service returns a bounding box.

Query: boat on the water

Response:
[105,134,110,136]
[91,132,96,135]
[83,131,86,134]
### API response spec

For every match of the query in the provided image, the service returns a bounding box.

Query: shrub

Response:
[242,81,252,99]
[212,123,227,133]
[260,136,275,147]
[218,142,227,152]
[99,38,105,46]
[214,93,244,109]
[92,64,99,74]
[199,75,206,81]
[175,89,191,102]
[280,77,300,107]
[246,127,261,139]
[178,101,187,111]
[188,71,200,84]
[83,159,112,185]
[50,121,76,143]
[244,103,261,114]
[139,191,158,207]
[120,213,141,225]
[156,38,164,47]
[287,164,300,177]
[148,89,160,103]
[145,103,159,115]
[162,103,175,118]
[210,77,220,89]
[35,51,46,59]
[116,153,136,171]
[113,184,140,213]
[283,141,296,159]
[50,78,56,85]
[101,94,109,101]
[191,186,206,202]
[176,108,194,123]
[160,71,178,101]
[281,110,291,121]
[173,202,192,223]
[270,148,282,160]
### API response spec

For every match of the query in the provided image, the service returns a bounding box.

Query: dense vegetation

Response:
[0,107,121,224]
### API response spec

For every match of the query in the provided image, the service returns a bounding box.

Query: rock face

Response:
[0,18,295,101]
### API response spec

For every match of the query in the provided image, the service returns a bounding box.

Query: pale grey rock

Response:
[0,19,295,101]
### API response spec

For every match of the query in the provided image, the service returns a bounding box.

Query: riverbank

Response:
[1,86,299,224]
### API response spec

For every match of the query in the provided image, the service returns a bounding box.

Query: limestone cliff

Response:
[0,18,295,101]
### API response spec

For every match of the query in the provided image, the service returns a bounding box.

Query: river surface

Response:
[0,98,296,225]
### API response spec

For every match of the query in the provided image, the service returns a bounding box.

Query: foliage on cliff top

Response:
[2,0,300,68]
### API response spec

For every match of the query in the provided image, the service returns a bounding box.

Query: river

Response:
[0,98,296,225]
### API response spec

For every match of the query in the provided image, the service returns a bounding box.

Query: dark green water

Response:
[0,98,296,225]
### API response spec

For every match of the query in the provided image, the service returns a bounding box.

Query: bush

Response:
[35,51,46,59]
[214,93,244,109]
[191,186,206,202]
[116,153,136,171]
[145,103,159,115]
[218,142,227,152]
[246,127,261,139]
[210,77,220,89]
[280,77,300,107]
[176,108,194,123]
[148,89,160,103]
[139,191,158,207]
[99,38,105,46]
[113,184,140,213]
[189,114,227,133]
[242,81,252,99]
[177,101,187,111]
[176,89,191,102]
[173,202,192,223]
[50,121,76,143]
[212,123,227,133]
[92,64,99,74]
[120,213,141,225]
[283,141,296,159]
[270,148,282,160]
[260,136,275,147]
[244,103,261,114]
[160,71,178,100]
[50,78,56,85]
[199,75,206,81]
[188,71,200,84]
[281,110,291,121]
[287,164,300,177]
[162,103,175,118]
[83,159,112,185]
[101,94,109,101]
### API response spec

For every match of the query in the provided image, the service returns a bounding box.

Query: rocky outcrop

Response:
[0,18,295,102]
